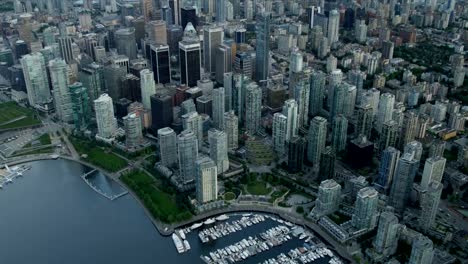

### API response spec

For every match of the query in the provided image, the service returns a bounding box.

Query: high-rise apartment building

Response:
[94,93,117,139]
[208,129,229,174]
[158,127,178,168]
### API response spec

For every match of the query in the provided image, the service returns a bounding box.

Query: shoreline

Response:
[7,157,354,263]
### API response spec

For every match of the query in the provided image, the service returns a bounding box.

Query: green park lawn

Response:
[121,170,192,223]
[246,181,271,195]
[70,137,128,172]
[224,192,236,201]
[0,102,41,130]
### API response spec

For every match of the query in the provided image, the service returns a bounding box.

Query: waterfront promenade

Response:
[2,154,354,263]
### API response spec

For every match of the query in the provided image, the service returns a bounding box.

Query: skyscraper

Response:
[215,44,232,84]
[158,127,178,168]
[179,23,201,87]
[327,10,340,44]
[332,115,348,153]
[373,209,399,256]
[330,82,348,121]
[215,0,226,22]
[376,93,395,133]
[224,111,238,150]
[195,157,218,203]
[409,235,434,264]
[309,70,326,116]
[421,157,446,191]
[203,26,223,74]
[123,112,143,148]
[178,129,198,182]
[272,113,288,156]
[389,152,419,213]
[115,28,137,60]
[182,111,203,144]
[352,187,379,231]
[140,69,156,109]
[376,147,400,191]
[141,0,152,22]
[147,20,167,44]
[69,82,91,131]
[312,179,341,216]
[245,82,262,135]
[57,37,75,63]
[94,93,117,140]
[151,94,173,131]
[282,99,298,142]
[49,59,73,123]
[79,63,105,103]
[419,181,442,232]
[287,136,306,173]
[21,53,51,109]
[356,104,373,138]
[404,140,423,161]
[378,120,399,152]
[212,88,225,130]
[208,129,229,174]
[255,12,271,82]
[307,116,328,166]
[149,44,171,84]
[401,112,419,148]
[319,146,336,180]
[293,79,310,129]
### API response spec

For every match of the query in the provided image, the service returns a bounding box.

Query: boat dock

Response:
[0,164,30,188]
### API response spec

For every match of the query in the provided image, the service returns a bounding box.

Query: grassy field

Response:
[0,102,41,130]
[70,137,128,172]
[121,170,192,223]
[14,146,55,156]
[246,181,271,195]
[224,192,236,201]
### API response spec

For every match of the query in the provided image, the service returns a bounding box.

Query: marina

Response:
[170,213,341,264]
[0,164,30,188]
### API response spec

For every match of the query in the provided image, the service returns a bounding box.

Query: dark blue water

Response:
[0,159,331,264]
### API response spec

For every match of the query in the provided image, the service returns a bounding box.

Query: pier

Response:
[81,170,128,201]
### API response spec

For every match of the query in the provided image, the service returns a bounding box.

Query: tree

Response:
[296,206,304,214]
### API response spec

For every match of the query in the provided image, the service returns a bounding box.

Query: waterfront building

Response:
[319,147,336,180]
[352,187,379,231]
[49,59,73,123]
[293,80,310,129]
[158,127,178,168]
[196,157,218,203]
[312,179,341,217]
[123,112,143,148]
[94,93,117,140]
[178,129,198,183]
[69,82,91,131]
[21,52,51,109]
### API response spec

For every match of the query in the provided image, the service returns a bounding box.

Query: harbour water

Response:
[0,159,335,264]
